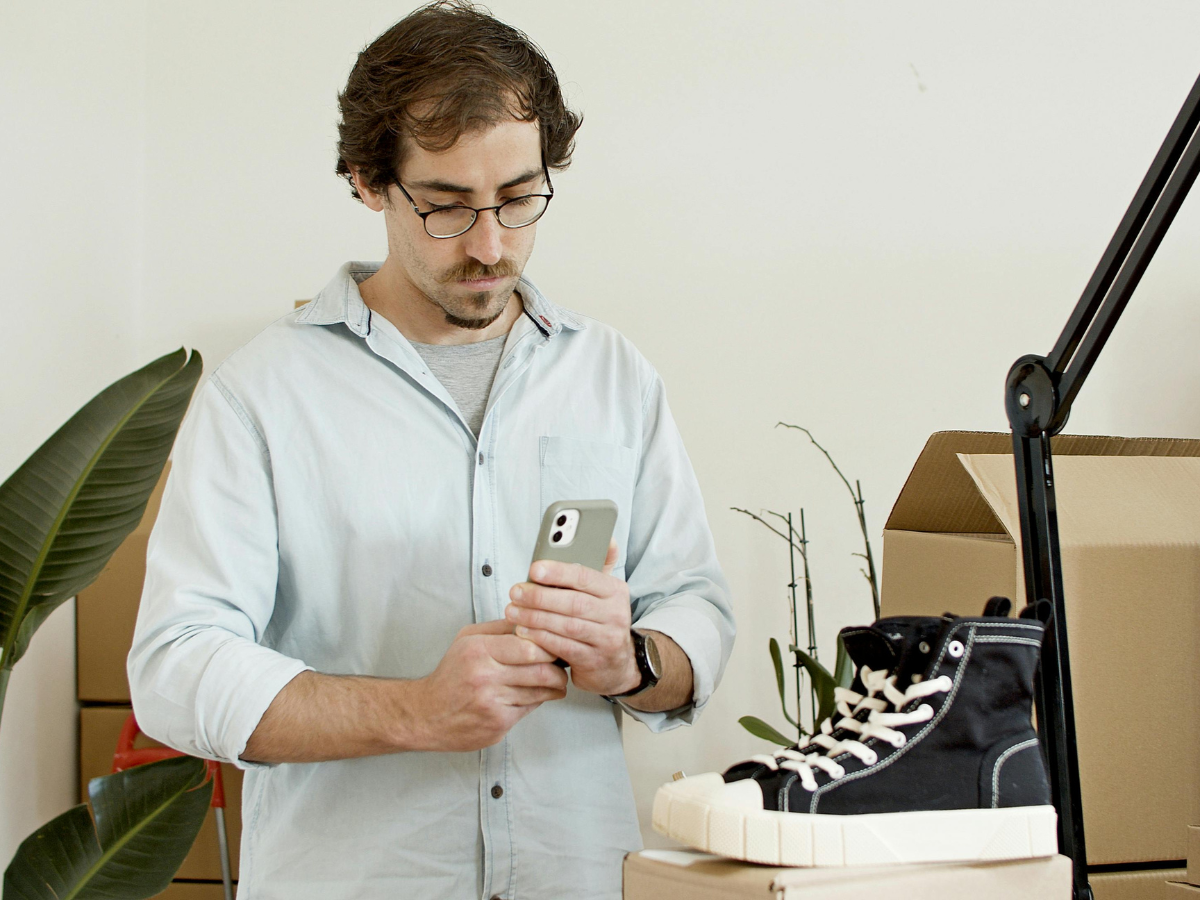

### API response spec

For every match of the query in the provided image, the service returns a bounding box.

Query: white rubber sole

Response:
[653,773,1059,867]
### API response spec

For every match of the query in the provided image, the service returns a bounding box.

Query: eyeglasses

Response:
[394,173,554,239]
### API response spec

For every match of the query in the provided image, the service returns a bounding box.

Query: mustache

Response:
[440,259,519,284]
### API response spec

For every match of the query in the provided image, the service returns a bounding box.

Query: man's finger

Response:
[502,685,568,707]
[507,583,606,622]
[482,634,558,665]
[505,603,605,646]
[527,558,614,597]
[460,618,517,637]
[602,539,618,577]
[499,661,569,690]
[513,625,591,668]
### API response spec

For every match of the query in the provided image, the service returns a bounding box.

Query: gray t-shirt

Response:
[410,333,508,437]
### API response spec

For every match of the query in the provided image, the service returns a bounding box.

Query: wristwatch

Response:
[607,629,662,699]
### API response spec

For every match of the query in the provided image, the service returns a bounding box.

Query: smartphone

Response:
[532,499,618,571]
[531,500,618,668]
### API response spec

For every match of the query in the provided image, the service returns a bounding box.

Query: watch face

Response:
[643,632,662,679]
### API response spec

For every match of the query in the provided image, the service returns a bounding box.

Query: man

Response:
[128,3,734,899]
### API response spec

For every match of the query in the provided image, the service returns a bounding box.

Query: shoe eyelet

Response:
[911,673,923,683]
[948,640,965,658]
[918,641,930,654]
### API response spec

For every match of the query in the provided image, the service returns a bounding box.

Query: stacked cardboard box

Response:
[880,432,1200,899]
[75,466,241,895]
[1165,826,1200,897]
[623,850,1073,899]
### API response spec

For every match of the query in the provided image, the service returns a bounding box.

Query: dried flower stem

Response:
[776,423,880,618]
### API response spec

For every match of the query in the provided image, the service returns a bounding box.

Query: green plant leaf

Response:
[3,755,212,900]
[738,715,795,747]
[768,638,797,727]
[833,634,853,689]
[0,350,202,711]
[791,645,838,730]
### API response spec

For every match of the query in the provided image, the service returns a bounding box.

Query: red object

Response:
[112,711,225,809]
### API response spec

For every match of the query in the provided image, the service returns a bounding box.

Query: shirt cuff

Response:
[195,638,313,771]
[619,603,721,732]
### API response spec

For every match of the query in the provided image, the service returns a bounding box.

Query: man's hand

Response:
[409,619,568,752]
[505,542,642,696]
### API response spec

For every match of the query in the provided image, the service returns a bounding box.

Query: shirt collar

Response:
[296,261,586,339]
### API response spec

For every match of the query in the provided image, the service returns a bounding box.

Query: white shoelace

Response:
[749,666,953,792]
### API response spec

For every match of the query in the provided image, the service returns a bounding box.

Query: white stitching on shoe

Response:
[808,624,979,813]
[975,636,1042,647]
[990,738,1041,808]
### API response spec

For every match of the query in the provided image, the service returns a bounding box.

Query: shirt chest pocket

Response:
[539,436,637,575]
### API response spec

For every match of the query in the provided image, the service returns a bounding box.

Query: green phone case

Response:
[532,499,618,571]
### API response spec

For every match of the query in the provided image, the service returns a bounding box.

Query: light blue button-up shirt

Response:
[128,262,735,900]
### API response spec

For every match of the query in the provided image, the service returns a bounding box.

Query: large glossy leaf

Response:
[0,350,202,687]
[3,756,212,900]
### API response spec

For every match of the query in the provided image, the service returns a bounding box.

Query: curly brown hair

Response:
[335,1,582,202]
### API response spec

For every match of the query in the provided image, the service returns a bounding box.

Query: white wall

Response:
[4,0,1199,861]
[0,0,146,864]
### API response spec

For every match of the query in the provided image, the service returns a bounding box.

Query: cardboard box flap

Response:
[958,454,1200,547]
[887,431,1200,535]
[133,461,170,537]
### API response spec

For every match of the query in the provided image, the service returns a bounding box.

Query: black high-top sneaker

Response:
[653,602,1057,866]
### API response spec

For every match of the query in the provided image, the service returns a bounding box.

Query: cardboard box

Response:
[1091,869,1187,900]
[622,850,1072,899]
[76,466,170,702]
[880,432,1200,865]
[80,706,242,881]
[1167,882,1200,898]
[1189,826,1200,885]
[153,882,233,899]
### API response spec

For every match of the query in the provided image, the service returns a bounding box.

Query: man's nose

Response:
[462,211,504,266]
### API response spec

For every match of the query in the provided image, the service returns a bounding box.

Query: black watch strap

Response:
[607,629,661,699]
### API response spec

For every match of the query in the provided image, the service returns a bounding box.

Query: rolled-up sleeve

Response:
[620,373,735,731]
[127,374,311,770]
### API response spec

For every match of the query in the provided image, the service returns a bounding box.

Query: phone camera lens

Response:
[552,530,563,543]
[556,514,567,527]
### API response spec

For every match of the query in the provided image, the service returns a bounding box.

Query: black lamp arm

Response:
[1004,69,1200,900]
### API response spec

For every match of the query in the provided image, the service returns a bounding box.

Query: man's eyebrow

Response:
[408,169,544,195]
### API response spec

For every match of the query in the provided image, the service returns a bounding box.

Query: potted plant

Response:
[2,349,214,900]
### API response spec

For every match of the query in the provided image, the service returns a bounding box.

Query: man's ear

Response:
[350,167,387,213]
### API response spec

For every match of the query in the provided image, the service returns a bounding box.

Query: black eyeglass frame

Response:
[393,168,554,240]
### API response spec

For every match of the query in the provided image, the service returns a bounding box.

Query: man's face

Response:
[371,118,546,331]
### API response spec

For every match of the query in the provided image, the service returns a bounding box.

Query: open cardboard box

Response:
[880,432,1200,867]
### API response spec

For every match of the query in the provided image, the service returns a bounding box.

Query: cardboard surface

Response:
[152,882,233,900]
[1091,869,1187,900]
[80,706,241,881]
[76,466,170,702]
[880,433,1200,866]
[1167,883,1200,897]
[622,850,1072,899]
[1189,826,1200,885]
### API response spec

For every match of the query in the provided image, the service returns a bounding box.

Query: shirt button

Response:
[482,564,493,577]
[491,784,504,799]
[478,452,485,465]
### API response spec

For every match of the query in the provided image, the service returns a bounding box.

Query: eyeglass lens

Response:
[425,195,549,238]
